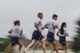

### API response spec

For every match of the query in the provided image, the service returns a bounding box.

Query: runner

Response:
[26,12,46,53]
[57,22,69,53]
[4,20,23,53]
[44,14,59,53]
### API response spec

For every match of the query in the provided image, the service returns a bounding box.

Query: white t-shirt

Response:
[45,19,58,33]
[35,18,42,31]
[10,25,22,37]
[59,27,68,36]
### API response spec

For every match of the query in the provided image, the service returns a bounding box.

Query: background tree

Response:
[71,18,80,53]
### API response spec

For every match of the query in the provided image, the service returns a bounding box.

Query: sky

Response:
[0,0,80,41]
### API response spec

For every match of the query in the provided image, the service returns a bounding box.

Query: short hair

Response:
[52,14,58,18]
[14,20,20,25]
[38,12,43,17]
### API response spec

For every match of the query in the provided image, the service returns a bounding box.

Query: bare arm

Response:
[57,30,60,37]
[53,25,59,29]
[8,29,12,34]
[19,30,23,36]
[65,33,69,36]
[8,30,11,33]
[8,29,12,37]
[44,24,48,29]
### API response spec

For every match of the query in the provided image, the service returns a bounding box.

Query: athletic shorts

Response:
[59,36,66,46]
[46,32,55,42]
[11,36,19,46]
[32,30,44,40]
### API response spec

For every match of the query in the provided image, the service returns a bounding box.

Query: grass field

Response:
[28,50,74,53]
[0,37,75,53]
[0,50,74,53]
[0,45,74,53]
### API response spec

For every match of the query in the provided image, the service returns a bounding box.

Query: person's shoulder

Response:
[15,25,19,28]
[17,26,22,31]
[35,18,41,23]
[53,19,57,22]
[12,26,16,29]
[46,20,51,24]
[49,19,54,23]
[14,25,20,29]
[64,27,68,33]
[37,18,41,21]
[64,27,67,30]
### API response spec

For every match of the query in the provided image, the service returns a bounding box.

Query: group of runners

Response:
[4,12,69,53]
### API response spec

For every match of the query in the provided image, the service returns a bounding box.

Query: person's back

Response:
[27,12,46,53]
[35,18,42,32]
[57,22,69,53]
[4,20,23,53]
[59,27,68,36]
[46,19,57,33]
[45,14,59,53]
[11,25,22,37]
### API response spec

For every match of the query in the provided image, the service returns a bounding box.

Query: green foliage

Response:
[71,18,80,53]
[0,38,10,52]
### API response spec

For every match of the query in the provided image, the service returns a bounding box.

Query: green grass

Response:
[0,52,3,53]
[0,37,10,51]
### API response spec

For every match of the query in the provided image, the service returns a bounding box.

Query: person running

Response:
[26,12,46,53]
[4,20,23,53]
[44,14,59,53]
[57,22,69,53]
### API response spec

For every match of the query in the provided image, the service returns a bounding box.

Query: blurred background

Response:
[0,0,80,53]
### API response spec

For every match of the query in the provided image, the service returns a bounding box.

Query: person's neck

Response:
[14,25,19,26]
[52,19,56,20]
[38,17,42,20]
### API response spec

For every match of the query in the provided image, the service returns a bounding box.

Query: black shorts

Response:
[59,36,66,46]
[46,32,55,42]
[11,36,19,46]
[32,30,44,41]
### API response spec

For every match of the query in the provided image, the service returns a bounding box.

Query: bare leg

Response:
[27,39,36,53]
[56,45,64,50]
[51,41,59,53]
[4,43,14,53]
[56,47,64,50]
[40,39,46,53]
[18,40,23,53]
[63,45,67,53]
[56,44,67,53]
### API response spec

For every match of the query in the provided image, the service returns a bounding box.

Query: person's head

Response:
[61,22,66,28]
[37,12,43,19]
[60,22,66,34]
[52,14,58,20]
[14,20,20,26]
